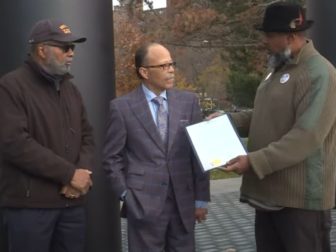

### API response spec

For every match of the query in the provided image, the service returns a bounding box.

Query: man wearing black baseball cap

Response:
[220,2,336,252]
[28,19,87,44]
[0,19,94,252]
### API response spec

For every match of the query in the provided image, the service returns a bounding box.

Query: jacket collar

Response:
[25,55,73,87]
[128,86,183,154]
[129,86,166,153]
[288,40,318,65]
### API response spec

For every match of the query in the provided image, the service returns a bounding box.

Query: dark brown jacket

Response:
[0,59,94,208]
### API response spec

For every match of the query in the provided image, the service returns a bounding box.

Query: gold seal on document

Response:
[210,159,222,167]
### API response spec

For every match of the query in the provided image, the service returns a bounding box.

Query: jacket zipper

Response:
[25,178,31,198]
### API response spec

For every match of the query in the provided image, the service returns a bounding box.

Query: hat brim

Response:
[71,37,87,43]
[51,34,87,43]
[29,34,87,44]
[255,20,314,32]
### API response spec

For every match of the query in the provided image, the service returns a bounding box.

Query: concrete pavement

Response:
[121,177,336,251]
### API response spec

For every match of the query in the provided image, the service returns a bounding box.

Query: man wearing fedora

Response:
[0,19,94,252]
[220,2,336,252]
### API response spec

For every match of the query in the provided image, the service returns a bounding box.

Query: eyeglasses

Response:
[143,61,176,71]
[43,43,75,53]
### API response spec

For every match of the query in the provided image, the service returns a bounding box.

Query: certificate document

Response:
[186,114,247,171]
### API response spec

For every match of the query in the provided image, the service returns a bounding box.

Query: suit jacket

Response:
[103,86,210,231]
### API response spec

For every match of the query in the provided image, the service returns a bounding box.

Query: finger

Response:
[67,195,79,199]
[199,211,206,218]
[226,157,239,165]
[78,188,86,194]
[60,186,68,194]
[82,184,92,194]
[71,181,87,191]
[68,192,81,198]
[224,165,237,172]
[206,112,221,120]
[80,187,89,195]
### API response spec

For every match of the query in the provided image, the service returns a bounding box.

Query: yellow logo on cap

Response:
[59,24,71,34]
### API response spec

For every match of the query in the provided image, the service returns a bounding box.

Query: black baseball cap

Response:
[28,19,86,44]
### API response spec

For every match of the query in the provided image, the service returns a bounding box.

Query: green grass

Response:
[210,168,240,180]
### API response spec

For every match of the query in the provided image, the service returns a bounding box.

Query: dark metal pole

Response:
[0,1,121,251]
[307,0,336,66]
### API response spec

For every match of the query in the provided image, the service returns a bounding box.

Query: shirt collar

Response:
[142,84,167,102]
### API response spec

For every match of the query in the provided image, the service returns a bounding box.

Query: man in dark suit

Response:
[103,42,210,251]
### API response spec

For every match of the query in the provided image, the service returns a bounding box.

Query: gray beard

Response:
[267,47,292,71]
[43,62,70,76]
[42,52,70,76]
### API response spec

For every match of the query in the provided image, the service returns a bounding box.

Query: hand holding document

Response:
[186,114,246,171]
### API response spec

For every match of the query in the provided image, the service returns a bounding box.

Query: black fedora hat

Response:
[255,2,314,32]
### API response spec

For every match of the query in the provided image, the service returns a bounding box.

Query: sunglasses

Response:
[43,43,75,53]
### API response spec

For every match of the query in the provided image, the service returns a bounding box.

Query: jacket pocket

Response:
[127,167,145,175]
[127,178,144,190]
[127,168,145,190]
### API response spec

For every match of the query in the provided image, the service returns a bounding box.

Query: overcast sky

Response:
[112,0,167,10]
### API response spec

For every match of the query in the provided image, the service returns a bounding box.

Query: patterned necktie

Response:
[152,96,168,143]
